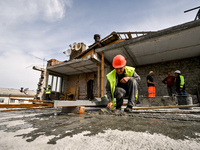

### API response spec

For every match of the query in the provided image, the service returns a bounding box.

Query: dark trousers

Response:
[114,78,138,108]
[167,85,175,96]
[46,94,51,100]
[176,89,186,96]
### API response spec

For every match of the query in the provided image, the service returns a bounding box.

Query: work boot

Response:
[124,105,132,112]
[116,105,122,110]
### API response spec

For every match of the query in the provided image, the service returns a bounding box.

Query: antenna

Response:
[28,54,48,69]
[184,6,200,20]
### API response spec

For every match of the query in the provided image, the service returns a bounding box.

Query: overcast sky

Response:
[0,0,199,91]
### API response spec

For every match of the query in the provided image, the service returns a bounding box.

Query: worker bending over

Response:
[106,55,140,112]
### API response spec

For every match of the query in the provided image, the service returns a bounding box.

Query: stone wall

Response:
[136,57,200,97]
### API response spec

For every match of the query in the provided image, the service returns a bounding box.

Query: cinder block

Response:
[140,96,176,107]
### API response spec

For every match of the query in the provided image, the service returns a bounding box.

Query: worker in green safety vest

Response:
[106,55,141,112]
[44,85,52,100]
[174,70,186,95]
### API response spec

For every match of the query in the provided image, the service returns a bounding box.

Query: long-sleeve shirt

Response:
[162,76,175,86]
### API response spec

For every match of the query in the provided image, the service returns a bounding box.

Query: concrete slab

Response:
[54,99,109,108]
[140,96,176,107]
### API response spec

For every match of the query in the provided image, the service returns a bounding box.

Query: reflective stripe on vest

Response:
[106,66,135,109]
[180,75,185,88]
[45,87,51,94]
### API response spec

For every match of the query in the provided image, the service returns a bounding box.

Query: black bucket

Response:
[176,95,193,110]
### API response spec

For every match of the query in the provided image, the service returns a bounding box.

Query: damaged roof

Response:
[96,20,200,67]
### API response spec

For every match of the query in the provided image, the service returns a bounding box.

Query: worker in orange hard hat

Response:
[106,55,140,112]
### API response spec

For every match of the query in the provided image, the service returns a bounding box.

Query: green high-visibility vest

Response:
[175,75,185,88]
[45,87,51,94]
[106,66,138,109]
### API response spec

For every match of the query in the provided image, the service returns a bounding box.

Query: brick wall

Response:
[63,72,98,100]
[136,57,200,96]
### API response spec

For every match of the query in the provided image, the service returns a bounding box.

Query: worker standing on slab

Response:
[106,55,140,112]
[162,71,175,96]
[147,71,157,97]
[174,70,186,95]
[44,85,51,100]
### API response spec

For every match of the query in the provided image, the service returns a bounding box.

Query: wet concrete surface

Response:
[0,107,200,146]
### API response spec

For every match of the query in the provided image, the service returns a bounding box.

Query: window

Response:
[48,75,62,92]
[19,100,24,103]
[0,98,4,103]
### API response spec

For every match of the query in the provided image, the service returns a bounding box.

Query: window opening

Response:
[87,80,94,100]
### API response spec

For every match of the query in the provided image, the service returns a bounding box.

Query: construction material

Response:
[130,110,200,114]
[10,98,53,103]
[0,103,53,108]
[133,104,199,110]
[54,99,108,108]
[0,98,54,112]
[64,86,79,100]
[1,107,50,112]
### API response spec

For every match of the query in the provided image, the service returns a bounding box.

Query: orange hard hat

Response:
[112,55,126,68]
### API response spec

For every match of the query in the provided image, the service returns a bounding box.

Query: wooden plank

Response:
[130,110,200,114]
[0,103,53,108]
[10,98,53,103]
[133,104,199,110]
[1,107,50,112]
[101,52,104,97]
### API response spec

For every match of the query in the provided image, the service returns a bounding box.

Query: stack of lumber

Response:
[0,98,53,112]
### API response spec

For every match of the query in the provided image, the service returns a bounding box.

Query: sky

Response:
[0,0,199,91]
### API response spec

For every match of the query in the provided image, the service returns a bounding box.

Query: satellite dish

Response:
[24,88,29,95]
[75,43,82,51]
[65,49,72,56]
[72,42,77,50]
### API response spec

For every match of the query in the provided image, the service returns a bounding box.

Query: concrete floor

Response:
[0,107,200,150]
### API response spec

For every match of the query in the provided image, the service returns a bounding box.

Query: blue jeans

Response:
[177,89,186,95]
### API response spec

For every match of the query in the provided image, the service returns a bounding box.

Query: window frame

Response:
[48,74,63,93]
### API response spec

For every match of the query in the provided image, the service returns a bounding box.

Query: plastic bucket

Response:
[79,106,85,114]
[177,95,193,109]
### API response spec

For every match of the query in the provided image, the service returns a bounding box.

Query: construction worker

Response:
[44,85,51,100]
[174,70,186,95]
[162,71,175,96]
[106,55,140,112]
[147,71,157,97]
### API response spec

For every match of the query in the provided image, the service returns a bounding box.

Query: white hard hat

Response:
[174,70,181,74]
[149,71,153,75]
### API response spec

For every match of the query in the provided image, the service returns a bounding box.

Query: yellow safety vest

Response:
[45,87,51,94]
[106,66,138,109]
[175,75,185,88]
